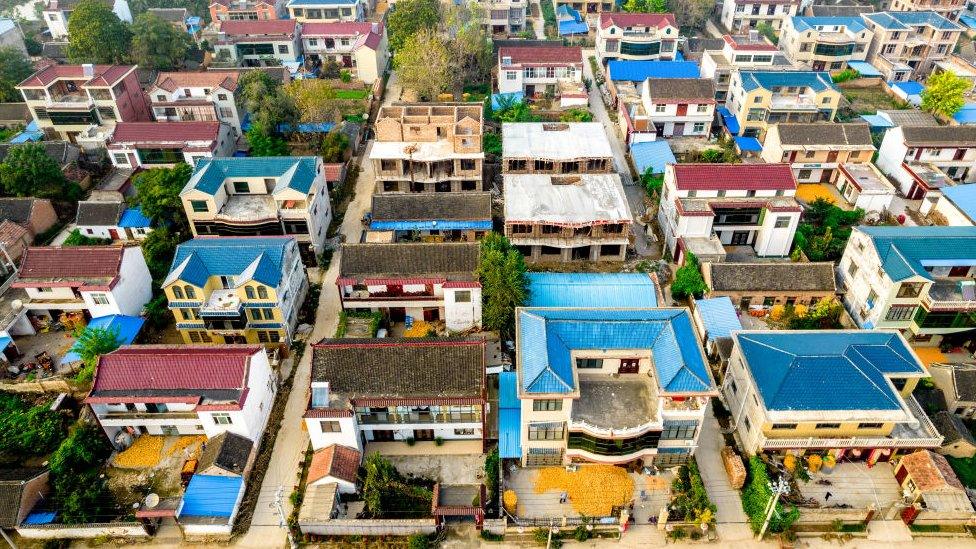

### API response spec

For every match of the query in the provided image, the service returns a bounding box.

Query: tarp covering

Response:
[491,91,524,111]
[846,61,883,77]
[370,219,493,231]
[631,140,676,175]
[498,371,521,459]
[953,103,976,125]
[23,511,57,525]
[9,120,43,144]
[860,114,894,128]
[607,60,700,82]
[717,106,740,136]
[559,20,588,35]
[278,122,336,133]
[62,315,144,364]
[180,475,244,518]
[733,136,762,152]
[0,335,12,352]
[118,207,152,228]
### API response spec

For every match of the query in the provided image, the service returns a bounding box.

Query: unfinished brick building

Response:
[370,103,485,194]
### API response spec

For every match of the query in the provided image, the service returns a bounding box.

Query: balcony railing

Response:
[769,94,819,110]
[921,280,976,312]
[357,413,481,424]
[103,411,200,420]
[343,290,437,301]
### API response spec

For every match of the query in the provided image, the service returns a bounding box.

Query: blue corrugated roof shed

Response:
[846,61,882,77]
[23,511,57,525]
[164,236,293,288]
[559,19,589,35]
[717,106,740,135]
[0,335,12,352]
[953,102,976,125]
[735,331,925,412]
[863,10,961,31]
[860,114,894,128]
[526,273,658,308]
[962,14,976,29]
[607,60,700,82]
[859,226,976,282]
[62,315,145,364]
[180,475,244,518]
[939,185,976,223]
[518,308,713,394]
[694,297,741,341]
[892,80,924,99]
[118,207,152,228]
[733,136,762,152]
[631,140,676,175]
[498,371,521,459]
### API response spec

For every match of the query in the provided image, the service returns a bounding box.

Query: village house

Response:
[553,0,613,22]
[195,432,256,478]
[214,19,301,65]
[779,16,874,72]
[701,34,796,103]
[147,7,190,31]
[180,156,333,264]
[370,103,484,194]
[928,363,976,418]
[147,71,244,137]
[619,78,715,142]
[42,0,132,40]
[894,450,976,524]
[366,192,492,243]
[525,272,660,308]
[723,330,942,458]
[760,122,874,184]
[163,236,308,346]
[876,126,976,205]
[720,0,801,33]
[887,0,965,22]
[933,184,976,226]
[86,345,275,444]
[300,22,388,84]
[502,122,614,176]
[832,162,897,213]
[595,12,680,63]
[657,163,802,262]
[306,337,487,452]
[210,0,283,21]
[512,307,716,467]
[336,242,481,331]
[606,59,701,104]
[75,197,152,241]
[16,64,151,141]
[839,226,976,347]
[0,469,49,531]
[483,0,527,34]
[286,0,368,22]
[702,261,838,310]
[0,198,58,240]
[724,70,842,140]
[496,46,586,106]
[861,11,964,82]
[106,121,236,168]
[306,443,360,494]
[931,411,976,458]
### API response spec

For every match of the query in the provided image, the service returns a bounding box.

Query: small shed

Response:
[498,371,521,459]
[630,140,676,176]
[692,297,742,360]
[178,474,246,536]
[61,315,145,365]
[307,444,361,494]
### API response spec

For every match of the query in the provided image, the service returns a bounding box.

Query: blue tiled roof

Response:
[631,140,676,175]
[118,207,152,228]
[694,297,741,340]
[164,237,293,288]
[607,60,700,82]
[518,308,713,395]
[735,331,925,412]
[184,157,320,196]
[717,106,740,135]
[370,219,493,231]
[861,226,976,282]
[526,273,658,308]
[739,71,837,93]
[180,475,244,518]
[953,102,976,125]
[941,185,976,222]
[791,16,867,32]
[892,80,925,98]
[863,10,962,31]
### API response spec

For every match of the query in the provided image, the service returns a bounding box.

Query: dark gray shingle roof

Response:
[932,411,976,447]
[339,242,480,279]
[708,262,837,293]
[75,201,125,226]
[370,192,492,222]
[903,126,976,146]
[645,78,715,100]
[952,366,976,402]
[775,123,873,147]
[196,432,253,476]
[0,468,46,528]
[0,198,36,226]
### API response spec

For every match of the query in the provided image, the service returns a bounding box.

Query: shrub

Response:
[671,252,709,300]
[741,456,799,534]
[406,436,416,446]
[434,436,444,446]
[832,68,859,83]
[407,534,430,549]
[0,394,66,457]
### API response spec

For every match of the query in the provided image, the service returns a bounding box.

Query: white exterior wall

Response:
[933,196,976,227]
[107,124,235,168]
[876,128,914,195]
[306,414,362,452]
[149,85,243,136]
[721,0,798,32]
[89,246,152,317]
[76,224,152,241]
[753,209,800,256]
[23,286,81,308]
[443,286,483,332]
[42,10,68,39]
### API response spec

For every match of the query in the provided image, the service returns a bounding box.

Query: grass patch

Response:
[842,86,912,115]
[336,88,369,100]
[947,455,976,489]
[909,524,942,533]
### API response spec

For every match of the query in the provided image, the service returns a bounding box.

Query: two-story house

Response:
[633,78,716,140]
[106,121,236,168]
[483,0,527,34]
[11,245,152,324]
[888,0,965,21]
[301,22,388,84]
[370,103,484,194]
[163,236,309,346]
[861,11,964,82]
[16,64,151,141]
[780,16,874,72]
[514,307,716,467]
[43,0,132,40]
[721,0,801,33]
[86,345,275,444]
[286,0,367,22]
[180,157,333,264]
[595,12,680,63]
[337,242,482,331]
[876,126,976,202]
[214,19,301,65]
[723,330,941,458]
[148,72,243,137]
[367,192,492,243]
[700,33,797,103]
[209,0,284,21]
[839,226,976,347]
[724,70,841,139]
[553,0,612,22]
[496,46,586,106]
[658,163,802,262]
[760,122,874,183]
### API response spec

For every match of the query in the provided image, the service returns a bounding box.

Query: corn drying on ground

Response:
[795,184,836,204]
[114,436,165,468]
[535,465,635,516]
[166,435,206,458]
[403,320,431,338]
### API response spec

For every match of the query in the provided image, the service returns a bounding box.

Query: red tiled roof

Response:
[109,121,221,144]
[18,64,136,88]
[152,71,239,93]
[218,19,297,36]
[599,12,677,30]
[723,35,779,52]
[671,163,797,191]
[0,220,28,248]
[308,444,361,485]
[15,246,123,284]
[498,46,582,66]
[324,162,344,182]
[301,21,379,37]
[90,345,261,394]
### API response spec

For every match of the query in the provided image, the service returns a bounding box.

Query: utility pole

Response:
[758,476,790,541]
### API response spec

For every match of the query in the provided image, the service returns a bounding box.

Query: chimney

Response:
[82,63,94,77]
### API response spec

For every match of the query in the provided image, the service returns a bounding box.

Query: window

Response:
[233,181,249,193]
[797,169,812,180]
[212,413,233,425]
[696,104,708,113]
[506,71,517,80]
[774,216,790,228]
[858,422,883,429]
[311,386,328,407]
[454,428,475,435]
[172,286,185,299]
[847,262,859,277]
[728,378,738,394]
[815,423,841,429]
[185,286,196,299]
[655,104,666,113]
[743,416,752,432]
[89,293,110,305]
[245,286,256,299]
[455,290,471,303]
[576,358,603,369]
[661,421,697,440]
[693,122,705,133]
[257,286,268,299]
[897,282,924,298]
[319,420,342,432]
[190,200,209,213]
[771,423,798,430]
[528,422,564,440]
[112,152,129,165]
[886,305,916,321]
[278,45,288,54]
[533,399,562,411]
[460,159,476,170]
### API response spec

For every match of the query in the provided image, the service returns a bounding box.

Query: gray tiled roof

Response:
[903,126,976,146]
[932,411,976,446]
[75,200,125,226]
[370,192,492,222]
[196,432,253,476]
[775,123,872,147]
[0,198,34,226]
[708,262,837,293]
[0,468,46,528]
[339,242,480,279]
[645,78,715,100]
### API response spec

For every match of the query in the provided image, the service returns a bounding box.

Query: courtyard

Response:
[798,461,902,510]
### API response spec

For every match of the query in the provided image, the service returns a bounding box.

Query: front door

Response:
[949,266,970,277]
[740,297,752,310]
[812,61,825,71]
[389,307,406,322]
[108,228,119,240]
[414,429,435,441]
[618,358,639,374]
[423,307,440,321]
[372,430,394,442]
[731,231,750,245]
[672,122,685,136]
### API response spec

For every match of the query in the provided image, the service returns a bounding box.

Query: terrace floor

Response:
[572,375,658,431]
[386,453,486,485]
[798,461,901,510]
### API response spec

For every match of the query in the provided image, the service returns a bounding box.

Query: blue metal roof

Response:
[491,91,524,111]
[630,140,676,175]
[278,122,336,133]
[939,185,976,222]
[526,273,658,308]
[736,331,925,412]
[498,371,522,459]
[184,156,320,196]
[559,20,589,35]
[733,136,762,152]
[860,114,894,128]
[717,106,740,135]
[892,80,925,98]
[860,226,976,282]
[518,308,713,395]
[791,16,867,32]
[953,102,976,125]
[863,10,962,31]
[0,335,11,351]
[961,14,976,29]
[288,0,360,4]
[62,315,145,364]
[607,60,700,82]
[846,61,882,77]
[165,237,293,288]
[369,219,493,231]
[739,71,837,93]
[695,297,741,341]
[118,207,151,228]
[180,475,244,518]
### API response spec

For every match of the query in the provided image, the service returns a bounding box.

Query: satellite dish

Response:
[144,493,160,509]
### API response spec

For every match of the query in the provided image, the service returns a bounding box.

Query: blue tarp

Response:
[607,60,700,82]
[498,371,521,459]
[733,136,762,152]
[180,475,244,518]
[491,91,524,110]
[370,219,493,231]
[695,297,742,341]
[630,140,676,175]
[23,511,57,525]
[118,207,151,228]
[559,20,589,35]
[62,315,145,364]
[9,120,43,143]
[846,61,883,77]
[953,103,976,125]
[0,335,11,351]
[861,114,895,128]
[717,106,740,136]
[674,50,684,61]
[278,122,336,133]
[961,14,976,29]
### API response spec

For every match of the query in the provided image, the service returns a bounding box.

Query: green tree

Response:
[130,12,191,70]
[67,0,132,63]
[141,226,180,283]
[321,130,349,163]
[387,0,441,51]
[132,163,192,232]
[755,22,779,45]
[73,326,123,383]
[921,70,969,119]
[442,1,493,98]
[395,28,450,101]
[48,423,116,524]
[671,252,709,300]
[238,70,299,131]
[283,79,339,123]
[483,132,502,156]
[63,229,111,246]
[247,124,291,156]
[559,108,593,122]
[0,394,66,457]
[623,0,646,11]
[667,0,712,29]
[478,233,528,340]
[0,143,77,198]
[495,102,541,122]
[0,46,35,103]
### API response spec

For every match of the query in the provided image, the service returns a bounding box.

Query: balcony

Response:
[200,288,243,317]
[102,411,200,420]
[357,412,481,425]
[343,289,438,302]
[215,195,278,223]
[769,94,819,111]
[569,374,660,438]
[922,279,976,312]
[46,94,94,109]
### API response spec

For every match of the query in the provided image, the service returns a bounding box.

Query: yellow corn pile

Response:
[535,465,634,516]
[166,435,206,458]
[503,490,518,515]
[115,436,165,468]
[403,320,430,338]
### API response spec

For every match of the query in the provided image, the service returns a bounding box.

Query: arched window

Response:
[245,286,256,299]
[172,286,184,299]
[185,286,196,299]
[257,286,268,299]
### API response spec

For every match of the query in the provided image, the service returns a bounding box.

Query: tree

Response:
[247,124,290,156]
[387,0,441,52]
[283,79,340,123]
[442,1,493,98]
[0,143,76,199]
[0,394,66,457]
[132,163,192,232]
[130,12,191,70]
[321,57,341,79]
[67,0,131,63]
[495,102,541,122]
[63,229,111,246]
[141,226,180,283]
[48,423,116,524]
[73,326,123,383]
[238,70,299,132]
[395,28,450,101]
[0,46,35,103]
[921,71,969,119]
[623,0,666,11]
[478,233,528,340]
[671,252,708,300]
[321,130,349,163]
[667,0,712,29]
[755,22,778,45]
[559,108,593,122]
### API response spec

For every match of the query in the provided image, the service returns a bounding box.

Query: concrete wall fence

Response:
[17,522,150,539]
[298,518,437,536]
